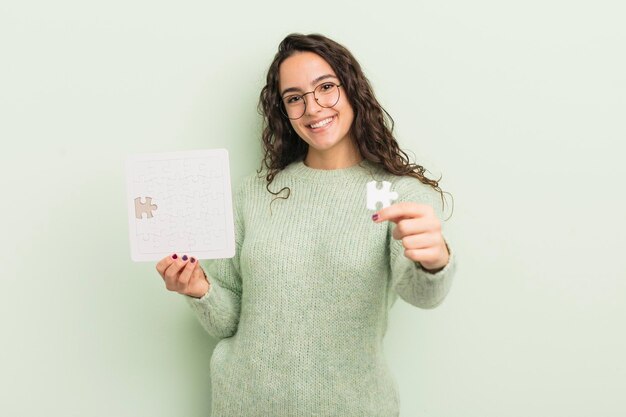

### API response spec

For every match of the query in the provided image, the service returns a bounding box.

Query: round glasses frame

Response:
[279,82,343,120]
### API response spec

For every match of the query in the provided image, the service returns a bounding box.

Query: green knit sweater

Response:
[184,158,457,416]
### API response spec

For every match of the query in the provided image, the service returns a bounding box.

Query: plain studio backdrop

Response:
[1,1,624,416]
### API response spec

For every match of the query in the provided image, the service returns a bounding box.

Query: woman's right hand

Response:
[156,254,210,299]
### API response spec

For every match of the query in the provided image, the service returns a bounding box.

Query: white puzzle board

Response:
[125,148,235,262]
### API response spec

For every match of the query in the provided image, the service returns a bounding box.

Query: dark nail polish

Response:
[372,214,379,221]
[190,257,196,263]
[182,255,188,261]
[172,254,178,259]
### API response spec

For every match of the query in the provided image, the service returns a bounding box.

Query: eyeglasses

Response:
[279,82,343,120]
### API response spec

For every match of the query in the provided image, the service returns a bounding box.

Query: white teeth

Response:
[309,117,333,129]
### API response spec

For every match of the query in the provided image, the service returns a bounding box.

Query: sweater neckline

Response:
[285,157,381,182]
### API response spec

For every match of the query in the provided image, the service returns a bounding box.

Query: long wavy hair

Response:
[257,33,453,220]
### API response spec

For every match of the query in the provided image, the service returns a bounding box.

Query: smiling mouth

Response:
[307,116,335,130]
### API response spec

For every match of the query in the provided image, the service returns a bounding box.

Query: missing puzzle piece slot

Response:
[134,196,158,219]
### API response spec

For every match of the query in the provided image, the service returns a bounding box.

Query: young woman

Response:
[156,33,457,416]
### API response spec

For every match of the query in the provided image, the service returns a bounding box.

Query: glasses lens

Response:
[315,83,340,108]
[280,83,341,119]
[281,95,305,119]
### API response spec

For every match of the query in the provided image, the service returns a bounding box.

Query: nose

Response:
[303,92,322,115]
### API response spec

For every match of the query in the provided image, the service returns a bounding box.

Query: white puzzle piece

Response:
[125,148,235,262]
[366,180,399,210]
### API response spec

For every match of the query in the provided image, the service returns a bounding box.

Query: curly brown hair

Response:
[257,33,453,220]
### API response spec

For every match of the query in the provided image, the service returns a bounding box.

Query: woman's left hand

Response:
[372,201,449,272]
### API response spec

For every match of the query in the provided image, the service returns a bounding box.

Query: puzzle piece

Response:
[366,180,398,210]
[135,196,158,219]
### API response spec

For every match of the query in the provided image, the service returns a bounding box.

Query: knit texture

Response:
[184,157,457,417]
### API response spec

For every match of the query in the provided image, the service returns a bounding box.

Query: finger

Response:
[405,247,439,264]
[163,256,189,290]
[156,253,177,275]
[373,202,434,224]
[178,256,198,287]
[400,233,438,250]
[391,218,431,240]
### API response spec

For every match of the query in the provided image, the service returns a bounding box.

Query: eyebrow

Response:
[280,74,339,97]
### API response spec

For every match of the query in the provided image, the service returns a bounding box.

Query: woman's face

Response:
[278,51,356,164]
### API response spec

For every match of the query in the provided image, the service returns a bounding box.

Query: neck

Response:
[303,145,362,170]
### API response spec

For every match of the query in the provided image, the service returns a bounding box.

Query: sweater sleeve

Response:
[181,181,245,339]
[388,179,458,309]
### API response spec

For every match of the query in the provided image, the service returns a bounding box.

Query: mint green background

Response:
[1,1,624,416]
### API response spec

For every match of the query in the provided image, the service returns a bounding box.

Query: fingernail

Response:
[372,214,379,221]
[190,257,196,263]
[182,255,188,261]
[172,253,178,259]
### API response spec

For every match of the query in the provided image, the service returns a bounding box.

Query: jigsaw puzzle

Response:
[366,180,399,210]
[125,149,235,262]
